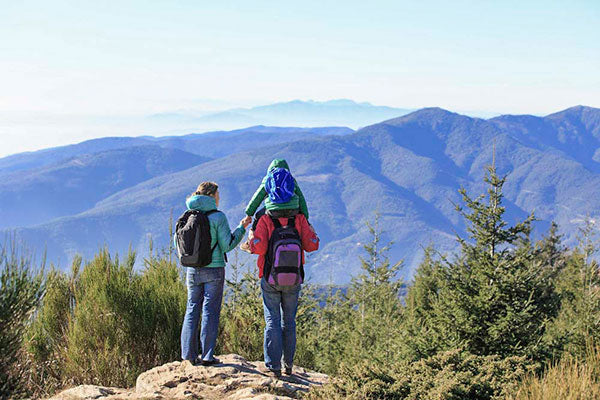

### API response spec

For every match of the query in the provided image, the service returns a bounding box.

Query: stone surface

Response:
[48,354,328,400]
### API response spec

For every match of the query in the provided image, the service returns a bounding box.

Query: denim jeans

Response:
[261,277,301,371]
[180,267,225,362]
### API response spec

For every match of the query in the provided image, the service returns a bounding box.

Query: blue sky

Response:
[1,0,599,155]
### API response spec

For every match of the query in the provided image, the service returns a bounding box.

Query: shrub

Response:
[25,248,187,388]
[22,262,77,397]
[308,349,532,400]
[0,241,44,398]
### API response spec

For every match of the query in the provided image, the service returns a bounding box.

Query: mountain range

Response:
[2,105,599,283]
[146,99,413,131]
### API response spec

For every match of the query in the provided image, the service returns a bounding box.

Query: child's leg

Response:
[252,207,267,231]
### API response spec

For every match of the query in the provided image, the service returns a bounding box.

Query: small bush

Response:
[0,241,44,398]
[308,349,533,400]
[63,249,186,387]
[22,263,76,397]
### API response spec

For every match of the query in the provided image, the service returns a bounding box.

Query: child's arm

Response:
[245,184,267,217]
[294,181,309,220]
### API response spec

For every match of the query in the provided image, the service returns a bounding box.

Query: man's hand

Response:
[241,216,252,229]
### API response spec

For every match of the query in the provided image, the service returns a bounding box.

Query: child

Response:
[240,158,309,252]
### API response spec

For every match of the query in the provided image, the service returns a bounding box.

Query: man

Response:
[179,181,251,365]
[250,211,319,377]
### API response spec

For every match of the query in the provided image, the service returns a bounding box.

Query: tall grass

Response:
[512,345,600,400]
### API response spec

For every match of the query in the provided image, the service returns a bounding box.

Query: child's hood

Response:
[186,195,217,212]
[267,158,290,172]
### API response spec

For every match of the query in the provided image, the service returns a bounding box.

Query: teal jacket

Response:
[176,195,245,268]
[244,159,309,219]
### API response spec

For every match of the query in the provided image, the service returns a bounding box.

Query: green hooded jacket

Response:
[177,194,245,268]
[244,159,309,219]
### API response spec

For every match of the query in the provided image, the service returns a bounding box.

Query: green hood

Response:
[268,158,290,172]
[186,195,217,212]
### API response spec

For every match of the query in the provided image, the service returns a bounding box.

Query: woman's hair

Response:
[193,181,219,197]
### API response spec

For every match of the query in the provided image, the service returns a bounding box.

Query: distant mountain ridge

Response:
[3,106,600,283]
[0,126,353,175]
[147,99,412,131]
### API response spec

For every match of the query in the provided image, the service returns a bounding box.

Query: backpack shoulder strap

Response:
[204,210,219,252]
[270,215,282,229]
[287,215,296,227]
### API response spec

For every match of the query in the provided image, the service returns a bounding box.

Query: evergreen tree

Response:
[341,214,404,367]
[425,165,561,361]
[400,246,445,360]
[549,219,600,358]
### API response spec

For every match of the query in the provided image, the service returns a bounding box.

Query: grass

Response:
[511,346,600,400]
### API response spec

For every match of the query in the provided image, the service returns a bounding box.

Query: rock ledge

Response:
[49,354,328,400]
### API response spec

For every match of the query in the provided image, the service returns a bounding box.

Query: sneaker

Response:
[199,357,221,366]
[240,239,251,253]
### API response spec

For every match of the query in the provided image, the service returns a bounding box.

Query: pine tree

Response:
[400,246,445,360]
[343,214,404,366]
[549,219,600,358]
[426,165,561,361]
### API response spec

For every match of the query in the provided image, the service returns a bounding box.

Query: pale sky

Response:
[1,0,599,156]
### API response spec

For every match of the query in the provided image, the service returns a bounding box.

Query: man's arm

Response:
[298,215,319,252]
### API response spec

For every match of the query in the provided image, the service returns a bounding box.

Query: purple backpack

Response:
[265,215,304,286]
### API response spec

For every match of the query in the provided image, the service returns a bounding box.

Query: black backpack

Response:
[175,209,219,267]
[264,215,304,286]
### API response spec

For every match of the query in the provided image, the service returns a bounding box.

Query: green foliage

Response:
[19,247,186,394]
[23,260,77,396]
[308,214,405,374]
[308,349,532,400]
[400,246,446,360]
[0,241,45,398]
[404,166,562,362]
[546,220,600,358]
[218,251,264,361]
[64,249,186,386]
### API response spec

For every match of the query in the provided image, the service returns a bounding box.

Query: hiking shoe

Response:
[284,366,293,375]
[267,369,282,378]
[199,357,221,366]
[240,239,251,253]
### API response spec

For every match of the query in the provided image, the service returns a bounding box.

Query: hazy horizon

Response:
[2,0,598,157]
[1,101,593,159]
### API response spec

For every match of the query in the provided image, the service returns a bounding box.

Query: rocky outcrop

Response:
[48,354,328,400]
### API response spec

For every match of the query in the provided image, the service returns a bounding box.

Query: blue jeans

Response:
[261,277,301,371]
[181,267,225,362]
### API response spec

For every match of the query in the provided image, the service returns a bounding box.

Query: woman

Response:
[179,181,251,365]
